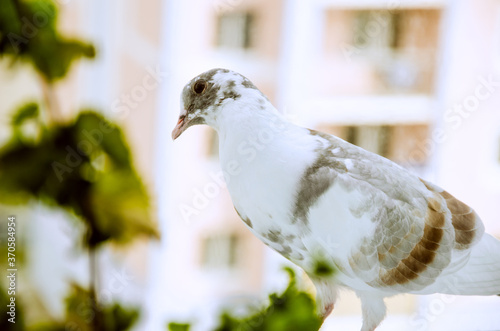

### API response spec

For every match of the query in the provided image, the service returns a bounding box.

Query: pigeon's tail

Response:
[434,233,500,296]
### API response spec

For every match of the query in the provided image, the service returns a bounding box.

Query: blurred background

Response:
[1,0,500,330]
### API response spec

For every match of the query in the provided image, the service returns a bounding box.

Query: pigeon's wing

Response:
[304,130,486,293]
[414,180,500,296]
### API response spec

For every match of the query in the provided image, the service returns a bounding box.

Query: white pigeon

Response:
[172,68,500,331]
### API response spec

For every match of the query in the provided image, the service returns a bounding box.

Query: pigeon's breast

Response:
[226,157,314,265]
[218,127,321,265]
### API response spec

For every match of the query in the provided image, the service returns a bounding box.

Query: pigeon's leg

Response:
[357,293,386,331]
[320,302,334,321]
[314,280,338,325]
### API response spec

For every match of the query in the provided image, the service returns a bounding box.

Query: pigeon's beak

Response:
[172,114,187,140]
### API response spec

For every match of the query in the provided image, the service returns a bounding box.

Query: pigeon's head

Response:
[172,68,262,140]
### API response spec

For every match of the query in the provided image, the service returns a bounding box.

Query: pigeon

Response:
[172,68,500,331]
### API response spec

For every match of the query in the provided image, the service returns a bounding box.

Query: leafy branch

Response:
[0,1,159,330]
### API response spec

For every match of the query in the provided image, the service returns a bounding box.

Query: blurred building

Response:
[158,0,500,330]
[0,0,499,330]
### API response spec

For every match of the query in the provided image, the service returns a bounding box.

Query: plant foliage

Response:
[30,285,139,331]
[0,0,95,81]
[0,1,158,330]
[170,268,323,331]
[0,107,159,246]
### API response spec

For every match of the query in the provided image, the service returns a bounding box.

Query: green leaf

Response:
[210,268,323,331]
[0,0,22,37]
[29,34,95,81]
[0,0,95,81]
[312,259,336,277]
[168,323,191,331]
[89,169,159,245]
[74,111,131,168]
[11,102,39,126]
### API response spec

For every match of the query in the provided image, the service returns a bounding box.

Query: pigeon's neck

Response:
[215,101,292,153]
[214,99,316,177]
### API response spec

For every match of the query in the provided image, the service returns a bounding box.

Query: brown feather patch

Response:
[443,194,477,248]
[379,198,445,285]
[419,178,481,250]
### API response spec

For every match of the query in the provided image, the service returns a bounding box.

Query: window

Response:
[345,125,392,157]
[207,129,219,159]
[352,10,401,52]
[216,12,254,49]
[338,9,441,93]
[201,233,240,269]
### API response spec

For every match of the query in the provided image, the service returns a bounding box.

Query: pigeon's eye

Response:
[192,80,207,94]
